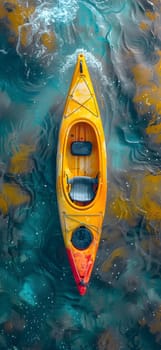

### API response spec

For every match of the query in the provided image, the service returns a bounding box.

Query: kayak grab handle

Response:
[80,60,83,73]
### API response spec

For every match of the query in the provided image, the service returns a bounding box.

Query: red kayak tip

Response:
[66,248,89,296]
[77,283,87,296]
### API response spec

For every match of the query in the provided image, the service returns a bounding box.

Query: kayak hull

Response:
[56,54,107,295]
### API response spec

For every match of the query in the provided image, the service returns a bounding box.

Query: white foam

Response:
[60,49,109,87]
[30,0,79,27]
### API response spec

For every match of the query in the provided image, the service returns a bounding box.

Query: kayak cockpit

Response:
[64,121,100,206]
[68,176,98,204]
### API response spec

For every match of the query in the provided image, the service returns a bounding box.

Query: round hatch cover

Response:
[71,226,93,250]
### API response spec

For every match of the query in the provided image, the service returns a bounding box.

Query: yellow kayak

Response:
[56,53,107,295]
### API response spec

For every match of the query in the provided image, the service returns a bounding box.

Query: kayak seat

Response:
[71,141,92,156]
[68,176,98,202]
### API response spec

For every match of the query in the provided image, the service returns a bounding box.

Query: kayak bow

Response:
[56,53,107,295]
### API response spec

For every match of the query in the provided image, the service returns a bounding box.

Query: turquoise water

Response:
[1,0,161,349]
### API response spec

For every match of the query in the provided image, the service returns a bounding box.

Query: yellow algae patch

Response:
[139,307,161,335]
[97,329,120,350]
[0,1,35,46]
[9,144,35,174]
[108,177,140,225]
[0,1,57,53]
[138,317,147,327]
[132,65,153,86]
[109,173,161,225]
[0,182,30,215]
[111,196,134,222]
[132,64,158,121]
[41,32,56,51]
[145,11,158,21]
[139,174,161,221]
[139,22,150,31]
[155,133,161,143]
[146,123,161,143]
[101,247,128,273]
[134,87,161,122]
[146,123,161,135]
[2,183,30,207]
[154,50,161,84]
[132,51,161,127]
[149,308,161,334]
[0,195,8,215]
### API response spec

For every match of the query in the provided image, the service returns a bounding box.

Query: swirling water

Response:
[1,0,161,349]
